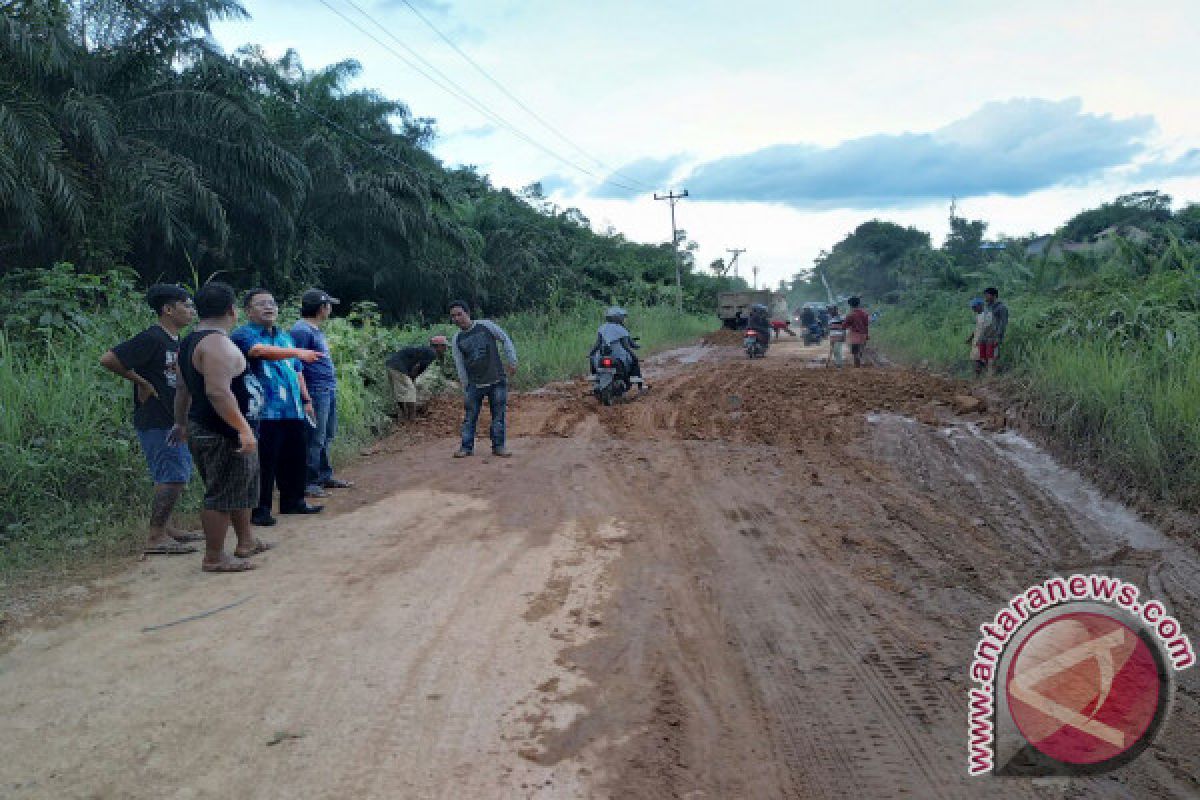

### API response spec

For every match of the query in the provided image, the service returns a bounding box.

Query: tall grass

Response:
[0,267,711,580]
[873,271,1200,510]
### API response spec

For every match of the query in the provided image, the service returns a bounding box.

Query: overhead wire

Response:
[124,0,645,197]
[392,0,656,191]
[122,0,425,175]
[321,0,644,196]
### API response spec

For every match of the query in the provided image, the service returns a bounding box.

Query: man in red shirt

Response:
[844,296,871,367]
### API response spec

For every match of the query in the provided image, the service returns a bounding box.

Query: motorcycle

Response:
[588,345,642,406]
[802,322,823,345]
[744,329,768,358]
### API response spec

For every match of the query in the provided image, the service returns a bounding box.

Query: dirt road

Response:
[2,336,1198,799]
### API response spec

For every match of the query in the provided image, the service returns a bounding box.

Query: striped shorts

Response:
[187,421,260,511]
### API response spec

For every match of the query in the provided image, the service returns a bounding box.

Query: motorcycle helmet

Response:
[604,306,628,323]
[969,298,984,310]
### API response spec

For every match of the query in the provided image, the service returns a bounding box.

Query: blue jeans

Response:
[461,382,507,452]
[306,388,337,489]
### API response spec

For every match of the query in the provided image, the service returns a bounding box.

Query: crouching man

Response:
[387,335,453,420]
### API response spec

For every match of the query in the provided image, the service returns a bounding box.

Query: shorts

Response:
[978,342,998,361]
[136,427,193,484]
[187,421,260,512]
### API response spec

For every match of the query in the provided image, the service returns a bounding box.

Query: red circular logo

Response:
[1006,612,1162,766]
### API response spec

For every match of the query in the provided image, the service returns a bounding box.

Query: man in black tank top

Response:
[169,282,272,573]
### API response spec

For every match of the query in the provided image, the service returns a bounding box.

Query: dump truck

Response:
[717,290,789,329]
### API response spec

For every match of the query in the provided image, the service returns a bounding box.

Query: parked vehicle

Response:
[718,290,788,329]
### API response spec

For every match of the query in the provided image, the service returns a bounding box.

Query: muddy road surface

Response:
[2,337,1198,799]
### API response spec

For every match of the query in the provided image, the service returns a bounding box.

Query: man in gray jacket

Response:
[449,300,518,458]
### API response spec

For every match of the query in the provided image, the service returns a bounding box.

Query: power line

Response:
[319,0,642,196]
[122,0,421,176]
[392,0,654,190]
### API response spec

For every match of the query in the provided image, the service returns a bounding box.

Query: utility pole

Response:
[654,189,689,311]
[726,248,745,280]
[752,265,759,290]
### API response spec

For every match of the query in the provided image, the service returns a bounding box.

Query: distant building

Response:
[1025,235,1055,257]
[1024,226,1150,260]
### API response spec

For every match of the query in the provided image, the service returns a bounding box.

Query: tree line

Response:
[788,190,1200,305]
[1,0,733,320]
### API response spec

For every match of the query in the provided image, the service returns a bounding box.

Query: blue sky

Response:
[212,0,1200,288]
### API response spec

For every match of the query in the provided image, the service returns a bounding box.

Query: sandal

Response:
[202,557,257,573]
[234,540,275,558]
[144,541,198,556]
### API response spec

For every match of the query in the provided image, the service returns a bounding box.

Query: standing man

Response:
[169,281,269,573]
[844,296,871,367]
[386,335,451,420]
[449,301,517,458]
[982,287,1009,376]
[290,288,353,499]
[231,289,323,526]
[100,284,202,556]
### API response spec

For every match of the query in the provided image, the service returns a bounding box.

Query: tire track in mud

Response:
[669,447,981,799]
[524,340,1196,799]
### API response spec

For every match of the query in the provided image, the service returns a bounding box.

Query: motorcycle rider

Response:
[747,303,771,353]
[590,306,644,384]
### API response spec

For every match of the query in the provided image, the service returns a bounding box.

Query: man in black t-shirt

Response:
[386,336,450,419]
[101,284,200,555]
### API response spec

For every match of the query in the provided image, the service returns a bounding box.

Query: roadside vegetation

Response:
[789,190,1200,514]
[0,2,721,580]
[0,1,739,317]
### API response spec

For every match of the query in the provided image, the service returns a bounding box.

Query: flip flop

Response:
[144,542,198,555]
[170,532,205,543]
[202,557,257,573]
[234,540,275,558]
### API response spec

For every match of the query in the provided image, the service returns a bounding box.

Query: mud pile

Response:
[700,328,742,346]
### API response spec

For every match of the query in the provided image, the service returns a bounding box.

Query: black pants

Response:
[256,419,307,513]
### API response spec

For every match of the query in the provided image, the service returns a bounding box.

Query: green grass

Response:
[873,276,1200,510]
[0,270,711,582]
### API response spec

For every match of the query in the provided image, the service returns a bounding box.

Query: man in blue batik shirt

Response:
[290,288,354,499]
[232,288,325,526]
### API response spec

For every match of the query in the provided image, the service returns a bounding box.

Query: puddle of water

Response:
[870,412,1174,554]
[978,426,1171,553]
[671,345,710,365]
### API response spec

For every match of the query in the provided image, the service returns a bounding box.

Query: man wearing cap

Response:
[291,289,353,498]
[386,336,451,420]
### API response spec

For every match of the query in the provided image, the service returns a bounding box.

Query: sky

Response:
[211,0,1200,289]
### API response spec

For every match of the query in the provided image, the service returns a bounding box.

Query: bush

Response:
[873,268,1200,510]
